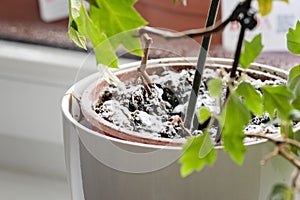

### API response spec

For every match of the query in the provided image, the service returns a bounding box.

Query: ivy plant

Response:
[68,0,146,68]
[180,21,300,199]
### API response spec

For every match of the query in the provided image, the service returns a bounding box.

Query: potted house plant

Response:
[62,0,300,199]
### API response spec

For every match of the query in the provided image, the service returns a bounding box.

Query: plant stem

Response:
[291,169,300,190]
[184,0,220,130]
[246,133,300,169]
[138,33,153,86]
[137,17,231,39]
[137,33,154,97]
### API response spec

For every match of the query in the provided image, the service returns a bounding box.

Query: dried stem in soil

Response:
[246,133,300,189]
[138,33,153,85]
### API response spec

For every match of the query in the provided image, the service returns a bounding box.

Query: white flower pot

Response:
[62,57,293,200]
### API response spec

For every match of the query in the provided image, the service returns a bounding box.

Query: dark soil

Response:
[93,67,284,141]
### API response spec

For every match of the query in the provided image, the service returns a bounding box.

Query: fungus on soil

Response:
[93,66,285,143]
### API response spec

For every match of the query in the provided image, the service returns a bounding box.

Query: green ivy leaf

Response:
[292,82,300,110]
[180,132,216,177]
[68,26,87,50]
[281,122,298,155]
[287,21,300,54]
[294,126,300,143]
[208,78,223,97]
[92,0,147,36]
[239,34,264,69]
[108,30,144,57]
[220,93,251,164]
[90,0,147,56]
[268,184,293,200]
[288,65,300,90]
[76,5,118,68]
[261,85,294,120]
[68,0,147,67]
[236,82,263,116]
[198,107,211,125]
[68,0,87,50]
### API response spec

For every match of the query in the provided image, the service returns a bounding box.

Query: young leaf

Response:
[76,5,118,68]
[180,132,216,177]
[239,34,264,69]
[236,82,263,116]
[292,81,300,110]
[198,107,211,125]
[91,0,147,36]
[220,93,251,164]
[261,85,294,120]
[108,30,144,57]
[208,78,223,97]
[68,26,87,50]
[287,21,300,54]
[268,184,294,200]
[90,0,147,57]
[288,65,300,90]
[293,126,300,143]
[281,122,298,155]
[68,0,87,49]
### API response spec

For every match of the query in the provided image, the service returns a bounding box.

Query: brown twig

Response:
[137,17,231,39]
[291,169,300,190]
[246,132,300,192]
[278,148,300,170]
[260,148,279,166]
[246,133,300,150]
[170,115,192,136]
[138,33,153,85]
[246,133,300,168]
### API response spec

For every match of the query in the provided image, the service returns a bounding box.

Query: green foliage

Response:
[68,0,87,50]
[220,93,251,164]
[288,65,300,111]
[208,78,223,97]
[268,184,294,200]
[294,127,300,143]
[239,34,264,69]
[292,82,300,110]
[287,21,300,54]
[236,82,263,116]
[288,65,300,90]
[90,0,146,55]
[261,85,294,120]
[198,107,211,125]
[179,132,216,177]
[68,0,147,68]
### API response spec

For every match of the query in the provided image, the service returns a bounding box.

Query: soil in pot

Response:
[81,61,286,145]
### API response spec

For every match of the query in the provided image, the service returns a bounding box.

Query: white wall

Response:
[0,40,133,179]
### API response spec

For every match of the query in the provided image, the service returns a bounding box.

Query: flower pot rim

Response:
[63,57,288,150]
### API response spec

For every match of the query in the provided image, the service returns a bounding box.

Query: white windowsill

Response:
[0,39,135,200]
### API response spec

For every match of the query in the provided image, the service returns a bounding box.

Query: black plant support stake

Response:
[184,0,220,130]
[230,0,257,78]
[214,0,257,143]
